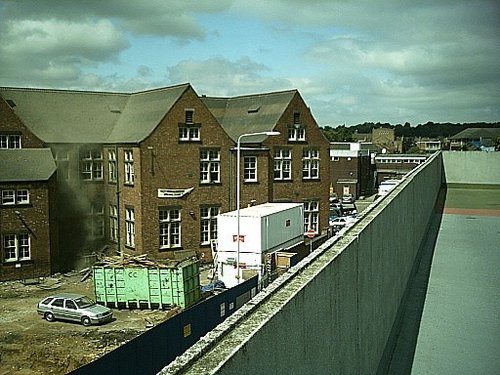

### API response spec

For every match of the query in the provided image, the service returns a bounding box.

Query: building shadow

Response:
[376,186,447,375]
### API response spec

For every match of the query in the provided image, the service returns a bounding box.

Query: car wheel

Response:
[44,312,55,322]
[81,316,92,326]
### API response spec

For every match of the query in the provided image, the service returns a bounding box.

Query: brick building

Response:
[202,90,331,236]
[1,84,330,270]
[372,128,397,153]
[329,142,372,199]
[0,149,58,281]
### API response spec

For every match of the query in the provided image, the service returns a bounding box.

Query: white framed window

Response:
[288,127,305,141]
[1,189,29,205]
[80,148,103,181]
[302,149,320,180]
[200,150,220,184]
[124,150,134,185]
[200,206,219,245]
[274,149,292,180]
[1,190,15,205]
[108,149,117,183]
[159,208,181,249]
[179,127,200,141]
[243,156,257,182]
[109,204,118,242]
[0,134,21,149]
[16,189,29,204]
[125,207,135,248]
[304,200,319,233]
[3,233,30,262]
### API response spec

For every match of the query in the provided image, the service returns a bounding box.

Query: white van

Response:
[377,179,400,197]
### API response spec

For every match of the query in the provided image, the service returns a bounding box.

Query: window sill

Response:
[159,246,183,252]
[3,259,33,265]
[1,203,33,208]
[81,179,105,183]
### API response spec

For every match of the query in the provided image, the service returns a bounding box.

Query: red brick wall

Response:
[267,93,331,234]
[0,180,55,281]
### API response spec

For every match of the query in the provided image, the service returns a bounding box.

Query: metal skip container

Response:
[93,258,201,309]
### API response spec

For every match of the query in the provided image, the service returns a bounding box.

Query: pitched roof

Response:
[450,127,500,140]
[201,90,297,142]
[0,84,190,144]
[0,148,56,182]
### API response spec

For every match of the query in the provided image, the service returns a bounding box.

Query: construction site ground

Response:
[0,270,180,375]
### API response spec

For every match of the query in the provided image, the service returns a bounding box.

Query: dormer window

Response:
[248,105,260,114]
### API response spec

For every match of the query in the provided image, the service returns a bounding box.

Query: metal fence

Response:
[71,276,258,375]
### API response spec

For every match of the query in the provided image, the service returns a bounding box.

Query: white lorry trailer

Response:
[215,202,304,288]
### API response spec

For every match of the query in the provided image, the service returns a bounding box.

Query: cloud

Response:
[0,0,231,87]
[0,17,128,86]
[166,56,293,96]
[0,0,498,125]
[1,0,232,38]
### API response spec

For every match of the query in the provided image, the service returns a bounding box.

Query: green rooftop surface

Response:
[386,187,500,375]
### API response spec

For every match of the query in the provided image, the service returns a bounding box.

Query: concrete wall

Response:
[442,151,500,185]
[161,153,444,375]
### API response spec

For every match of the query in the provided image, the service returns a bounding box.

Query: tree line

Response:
[321,122,500,142]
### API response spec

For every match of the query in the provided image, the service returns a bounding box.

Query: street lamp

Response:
[236,131,280,284]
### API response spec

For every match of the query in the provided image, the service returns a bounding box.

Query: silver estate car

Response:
[37,293,113,326]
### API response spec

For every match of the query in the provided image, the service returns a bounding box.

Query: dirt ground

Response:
[0,271,180,375]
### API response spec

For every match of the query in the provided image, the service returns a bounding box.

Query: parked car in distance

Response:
[342,194,354,203]
[37,293,113,326]
[329,194,339,204]
[329,216,357,229]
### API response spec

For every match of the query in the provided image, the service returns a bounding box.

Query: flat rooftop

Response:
[387,186,500,374]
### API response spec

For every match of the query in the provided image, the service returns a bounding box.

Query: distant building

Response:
[372,128,397,153]
[374,154,428,184]
[416,139,442,153]
[449,128,500,151]
[330,142,371,199]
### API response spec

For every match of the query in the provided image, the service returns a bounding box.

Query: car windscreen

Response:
[74,296,96,309]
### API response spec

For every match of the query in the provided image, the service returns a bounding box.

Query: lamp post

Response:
[236,131,280,284]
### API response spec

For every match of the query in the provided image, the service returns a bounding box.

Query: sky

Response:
[0,0,499,127]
